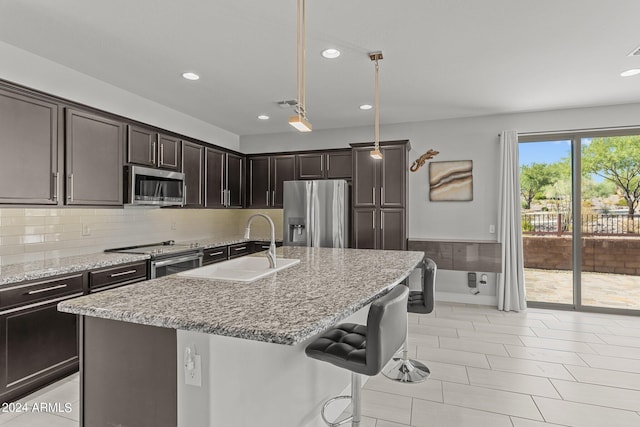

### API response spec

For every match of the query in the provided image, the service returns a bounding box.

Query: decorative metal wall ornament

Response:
[429,160,473,201]
[410,149,440,172]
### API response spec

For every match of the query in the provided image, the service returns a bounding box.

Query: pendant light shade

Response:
[289,0,312,132]
[369,51,383,159]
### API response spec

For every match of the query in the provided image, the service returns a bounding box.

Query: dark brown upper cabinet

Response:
[182,141,204,207]
[0,88,60,205]
[247,155,296,208]
[127,125,181,171]
[205,148,244,208]
[295,150,352,180]
[351,141,409,250]
[65,109,124,206]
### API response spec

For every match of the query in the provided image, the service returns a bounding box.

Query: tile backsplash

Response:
[0,208,283,266]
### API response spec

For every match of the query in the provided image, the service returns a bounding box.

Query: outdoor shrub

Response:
[522,219,535,232]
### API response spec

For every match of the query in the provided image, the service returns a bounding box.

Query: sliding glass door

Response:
[520,131,640,314]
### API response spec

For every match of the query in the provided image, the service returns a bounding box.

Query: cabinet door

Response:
[226,153,244,208]
[0,303,78,402]
[352,148,378,207]
[247,156,270,208]
[205,148,225,208]
[271,155,296,207]
[66,109,124,205]
[380,145,406,208]
[297,153,324,179]
[353,208,377,249]
[182,142,204,207]
[0,88,59,205]
[127,125,156,167]
[158,134,180,171]
[380,208,406,250]
[326,151,352,179]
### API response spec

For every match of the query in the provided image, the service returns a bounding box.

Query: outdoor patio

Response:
[525,268,640,310]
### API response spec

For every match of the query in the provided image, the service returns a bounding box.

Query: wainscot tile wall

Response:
[0,208,283,266]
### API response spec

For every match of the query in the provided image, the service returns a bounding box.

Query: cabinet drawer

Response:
[89,262,147,291]
[202,247,228,265]
[0,274,84,311]
[251,241,283,253]
[228,243,251,259]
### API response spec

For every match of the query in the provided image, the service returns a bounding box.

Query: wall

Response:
[0,207,283,266]
[0,42,239,151]
[241,102,640,304]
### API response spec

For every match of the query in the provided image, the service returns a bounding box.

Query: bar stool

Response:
[305,285,409,427]
[382,257,437,383]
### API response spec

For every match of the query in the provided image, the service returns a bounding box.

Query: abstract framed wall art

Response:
[428,160,473,201]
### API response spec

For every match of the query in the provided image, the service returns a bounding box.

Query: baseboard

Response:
[436,291,498,307]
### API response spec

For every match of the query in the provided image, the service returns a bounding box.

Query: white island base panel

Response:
[177,306,369,427]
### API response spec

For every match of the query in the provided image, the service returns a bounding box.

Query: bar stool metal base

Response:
[382,357,430,383]
[320,373,361,427]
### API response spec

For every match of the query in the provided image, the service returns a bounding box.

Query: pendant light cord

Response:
[375,58,380,150]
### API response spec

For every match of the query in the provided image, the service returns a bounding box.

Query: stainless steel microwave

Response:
[124,165,185,206]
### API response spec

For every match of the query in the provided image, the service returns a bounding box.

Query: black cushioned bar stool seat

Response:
[305,285,409,426]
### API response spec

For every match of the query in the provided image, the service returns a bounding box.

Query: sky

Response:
[519,140,571,166]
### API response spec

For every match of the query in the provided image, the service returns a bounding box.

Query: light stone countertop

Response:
[0,236,281,286]
[58,247,425,345]
[0,253,150,286]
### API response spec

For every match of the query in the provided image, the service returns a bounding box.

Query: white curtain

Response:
[497,130,527,312]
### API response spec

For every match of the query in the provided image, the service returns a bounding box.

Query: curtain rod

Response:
[499,124,640,137]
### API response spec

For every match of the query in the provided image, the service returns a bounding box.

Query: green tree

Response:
[581,136,640,215]
[520,163,559,209]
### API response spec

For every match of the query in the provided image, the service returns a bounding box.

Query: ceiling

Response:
[1,0,639,136]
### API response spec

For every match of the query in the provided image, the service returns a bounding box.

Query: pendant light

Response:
[369,51,383,159]
[289,0,312,132]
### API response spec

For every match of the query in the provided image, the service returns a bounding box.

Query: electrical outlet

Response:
[184,353,202,387]
[489,224,496,234]
[82,224,91,236]
[480,274,488,286]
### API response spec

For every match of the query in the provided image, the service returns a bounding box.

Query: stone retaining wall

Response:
[523,235,640,275]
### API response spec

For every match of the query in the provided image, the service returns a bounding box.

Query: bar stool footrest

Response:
[321,395,355,427]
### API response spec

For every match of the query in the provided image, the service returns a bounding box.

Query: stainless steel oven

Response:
[105,241,203,279]
[150,252,203,279]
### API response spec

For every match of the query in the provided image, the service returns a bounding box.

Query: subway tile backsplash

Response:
[0,208,283,266]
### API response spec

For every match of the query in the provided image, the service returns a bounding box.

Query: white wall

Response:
[0,42,239,151]
[241,103,640,303]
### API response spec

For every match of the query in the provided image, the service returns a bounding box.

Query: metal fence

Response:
[522,213,640,236]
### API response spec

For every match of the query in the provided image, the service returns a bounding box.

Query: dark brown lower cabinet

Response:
[0,303,78,403]
[82,317,176,427]
[353,208,377,249]
[353,208,406,250]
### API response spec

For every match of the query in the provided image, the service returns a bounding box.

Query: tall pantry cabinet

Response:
[351,141,409,250]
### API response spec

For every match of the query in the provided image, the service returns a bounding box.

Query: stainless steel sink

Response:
[177,257,300,282]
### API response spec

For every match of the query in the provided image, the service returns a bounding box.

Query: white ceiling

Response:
[1,0,639,136]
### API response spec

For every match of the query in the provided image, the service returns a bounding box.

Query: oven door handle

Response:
[151,253,203,268]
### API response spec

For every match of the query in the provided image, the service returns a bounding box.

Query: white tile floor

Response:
[2,302,640,426]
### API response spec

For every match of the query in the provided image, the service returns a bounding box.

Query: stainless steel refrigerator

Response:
[283,180,349,248]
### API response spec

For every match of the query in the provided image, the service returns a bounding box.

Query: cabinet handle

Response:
[272,190,275,205]
[226,189,231,207]
[261,245,270,249]
[67,174,74,201]
[110,270,137,278]
[372,211,375,229]
[221,189,224,206]
[151,140,157,164]
[52,172,59,202]
[184,184,187,205]
[326,155,330,171]
[266,190,270,207]
[26,284,68,295]
[381,187,384,205]
[209,251,224,256]
[372,188,375,205]
[234,246,247,251]
[380,212,383,230]
[160,143,164,165]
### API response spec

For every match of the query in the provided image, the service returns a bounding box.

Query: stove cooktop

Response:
[105,240,200,257]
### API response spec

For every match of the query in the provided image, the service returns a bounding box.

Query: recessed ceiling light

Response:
[620,69,640,77]
[321,48,341,59]
[182,72,200,81]
[257,115,270,120]
[359,104,373,110]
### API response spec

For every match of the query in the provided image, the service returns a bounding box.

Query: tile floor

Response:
[2,302,640,426]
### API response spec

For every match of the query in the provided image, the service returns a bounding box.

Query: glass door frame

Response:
[520,128,640,316]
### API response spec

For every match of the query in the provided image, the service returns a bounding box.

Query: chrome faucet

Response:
[244,213,277,268]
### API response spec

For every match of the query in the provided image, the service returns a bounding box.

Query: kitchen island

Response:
[58,246,424,427]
